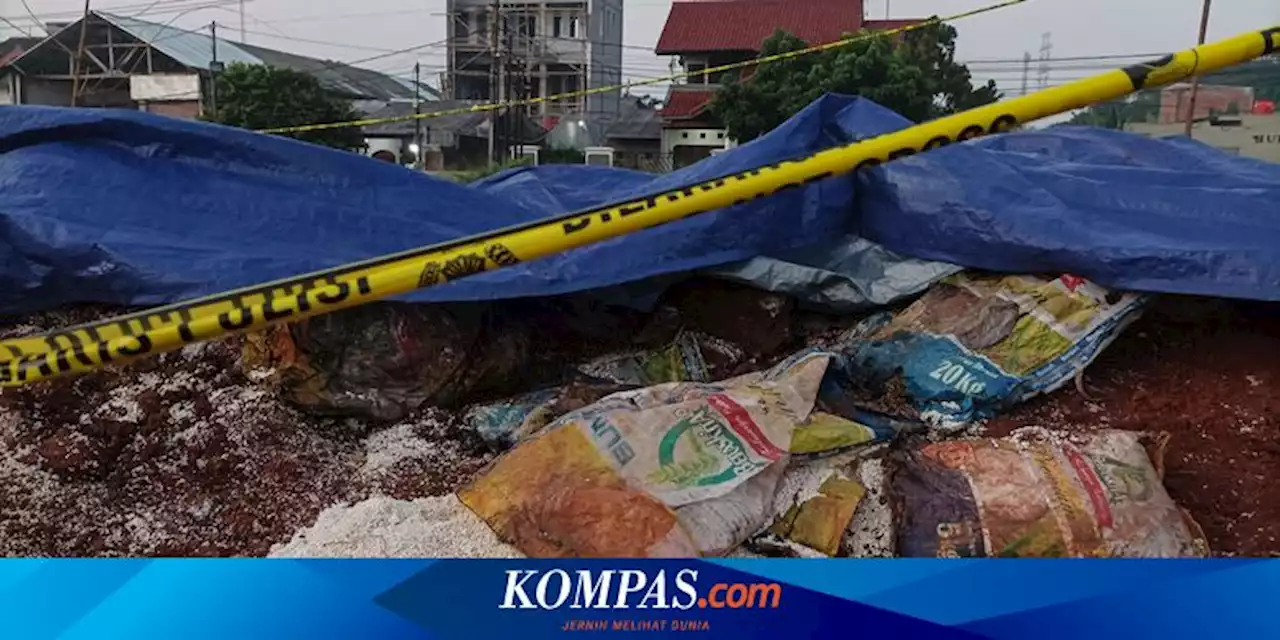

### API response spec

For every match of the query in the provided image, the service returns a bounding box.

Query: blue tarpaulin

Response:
[1,95,1278,317]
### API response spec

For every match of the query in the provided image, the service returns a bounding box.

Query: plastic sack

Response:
[840,273,1146,429]
[575,331,746,387]
[458,353,831,558]
[242,302,530,421]
[464,379,638,451]
[890,428,1209,558]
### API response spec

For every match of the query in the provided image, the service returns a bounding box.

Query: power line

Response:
[215,23,424,53]
[5,0,226,22]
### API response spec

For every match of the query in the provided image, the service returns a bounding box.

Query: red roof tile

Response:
[863,19,927,32]
[656,0,864,54]
[661,88,717,120]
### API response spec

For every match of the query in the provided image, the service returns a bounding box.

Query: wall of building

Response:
[140,101,201,119]
[20,77,75,106]
[587,0,623,124]
[1127,115,1280,163]
[608,138,663,170]
[1158,84,1255,124]
[444,0,620,122]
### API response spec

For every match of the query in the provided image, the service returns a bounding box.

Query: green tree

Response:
[711,20,1000,142]
[208,63,364,150]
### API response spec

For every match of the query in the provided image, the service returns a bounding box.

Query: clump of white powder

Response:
[844,458,894,558]
[269,495,522,559]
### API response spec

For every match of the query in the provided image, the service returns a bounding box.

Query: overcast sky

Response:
[6,0,1278,105]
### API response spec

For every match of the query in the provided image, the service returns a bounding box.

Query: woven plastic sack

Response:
[458,352,831,558]
[891,428,1209,558]
[840,273,1146,429]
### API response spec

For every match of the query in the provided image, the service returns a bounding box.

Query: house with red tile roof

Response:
[654,0,923,167]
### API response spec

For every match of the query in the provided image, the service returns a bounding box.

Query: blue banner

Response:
[4,558,1277,638]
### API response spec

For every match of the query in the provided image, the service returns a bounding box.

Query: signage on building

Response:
[130,74,201,102]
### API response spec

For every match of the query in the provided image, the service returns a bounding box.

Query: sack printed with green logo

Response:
[458,352,830,557]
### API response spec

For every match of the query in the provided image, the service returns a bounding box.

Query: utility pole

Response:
[1037,32,1052,90]
[1020,52,1031,96]
[1184,0,1212,137]
[70,0,91,106]
[413,61,423,170]
[209,22,219,117]
[239,0,246,42]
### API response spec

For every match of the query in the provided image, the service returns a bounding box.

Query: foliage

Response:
[446,156,533,183]
[542,147,586,164]
[208,63,364,150]
[711,20,1000,142]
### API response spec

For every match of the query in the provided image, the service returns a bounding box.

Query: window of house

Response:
[686,61,708,84]
[553,16,563,38]
[569,16,582,39]
[477,13,488,37]
[456,13,471,39]
[519,16,537,39]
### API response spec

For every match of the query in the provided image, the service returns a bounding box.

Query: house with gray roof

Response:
[0,11,438,120]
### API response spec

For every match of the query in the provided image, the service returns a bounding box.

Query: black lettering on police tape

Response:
[44,332,94,367]
[315,278,353,305]
[562,217,592,234]
[441,254,486,281]
[887,148,916,161]
[486,243,520,267]
[1263,27,1279,55]
[262,296,294,322]
[1121,54,1175,90]
[923,136,951,151]
[96,340,113,363]
[957,124,986,142]
[619,203,645,217]
[990,114,1018,134]
[418,261,443,287]
[116,334,152,357]
[14,352,52,382]
[218,308,255,332]
[152,308,197,343]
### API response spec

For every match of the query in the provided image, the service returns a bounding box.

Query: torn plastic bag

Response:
[890,428,1209,558]
[242,302,531,421]
[458,353,831,557]
[836,273,1146,430]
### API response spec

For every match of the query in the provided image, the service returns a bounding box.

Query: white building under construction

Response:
[444,0,624,128]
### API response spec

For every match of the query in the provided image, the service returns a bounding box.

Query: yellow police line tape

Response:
[3,26,1276,387]
[257,0,1028,135]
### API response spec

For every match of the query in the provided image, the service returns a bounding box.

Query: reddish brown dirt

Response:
[987,297,1280,557]
[0,310,492,557]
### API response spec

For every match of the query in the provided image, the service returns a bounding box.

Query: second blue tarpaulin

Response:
[2,95,1279,317]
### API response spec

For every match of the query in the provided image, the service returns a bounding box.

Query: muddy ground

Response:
[0,295,1275,557]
